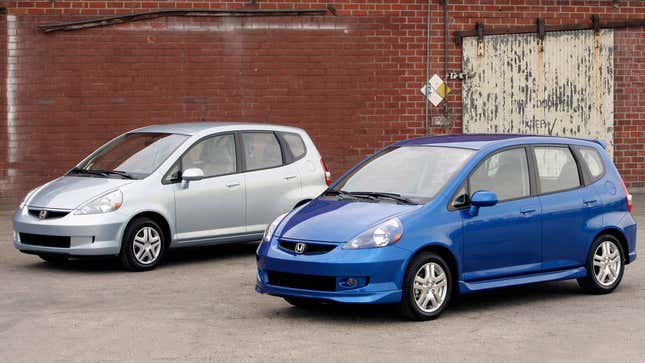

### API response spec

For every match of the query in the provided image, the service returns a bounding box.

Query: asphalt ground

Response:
[0,196,643,362]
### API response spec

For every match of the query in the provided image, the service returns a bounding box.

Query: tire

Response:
[400,252,452,321]
[283,296,322,309]
[577,235,625,294]
[119,218,166,271]
[38,253,69,264]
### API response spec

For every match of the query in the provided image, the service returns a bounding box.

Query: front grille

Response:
[267,271,337,291]
[28,209,70,219]
[278,240,337,254]
[19,233,71,248]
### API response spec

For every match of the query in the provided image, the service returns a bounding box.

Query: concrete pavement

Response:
[0,197,644,362]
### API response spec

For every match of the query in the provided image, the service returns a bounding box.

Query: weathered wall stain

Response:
[462,29,614,154]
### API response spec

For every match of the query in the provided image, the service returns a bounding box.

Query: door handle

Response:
[520,208,537,216]
[584,199,598,206]
[225,181,240,188]
[284,175,297,181]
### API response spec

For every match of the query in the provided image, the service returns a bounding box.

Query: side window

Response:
[577,146,605,181]
[181,134,237,177]
[281,132,307,160]
[163,162,181,183]
[470,148,530,202]
[451,184,469,208]
[534,146,581,194]
[242,132,283,171]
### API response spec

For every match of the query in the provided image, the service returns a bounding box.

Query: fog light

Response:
[338,277,367,290]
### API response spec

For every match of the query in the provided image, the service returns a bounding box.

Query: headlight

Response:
[343,218,403,249]
[74,190,123,215]
[263,212,288,242]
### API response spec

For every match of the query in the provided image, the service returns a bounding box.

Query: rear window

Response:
[577,146,605,181]
[281,132,307,160]
[242,132,283,171]
[534,146,581,194]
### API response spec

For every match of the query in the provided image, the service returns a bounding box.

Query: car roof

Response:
[395,134,605,150]
[131,122,304,136]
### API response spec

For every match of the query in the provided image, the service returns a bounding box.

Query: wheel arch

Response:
[404,243,460,297]
[126,211,172,250]
[594,227,630,264]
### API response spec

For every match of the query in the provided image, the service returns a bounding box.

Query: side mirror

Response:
[469,190,498,216]
[181,168,204,187]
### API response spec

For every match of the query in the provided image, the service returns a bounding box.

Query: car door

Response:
[462,147,542,281]
[533,145,597,270]
[171,133,246,243]
[240,131,301,234]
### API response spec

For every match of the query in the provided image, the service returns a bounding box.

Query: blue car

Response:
[256,135,636,320]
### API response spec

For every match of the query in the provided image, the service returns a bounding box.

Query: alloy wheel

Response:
[593,240,622,287]
[413,262,448,313]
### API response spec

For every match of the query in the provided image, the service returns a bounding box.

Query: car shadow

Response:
[164,242,259,266]
[274,281,591,323]
[21,242,259,273]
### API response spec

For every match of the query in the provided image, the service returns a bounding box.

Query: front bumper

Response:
[12,207,125,256]
[255,239,409,304]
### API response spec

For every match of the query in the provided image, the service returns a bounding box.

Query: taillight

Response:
[620,178,633,213]
[320,158,331,186]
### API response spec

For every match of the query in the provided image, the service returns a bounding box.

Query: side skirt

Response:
[170,232,264,248]
[459,267,587,294]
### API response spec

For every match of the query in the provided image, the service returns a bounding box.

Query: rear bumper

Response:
[255,240,409,304]
[12,207,125,256]
[622,214,637,264]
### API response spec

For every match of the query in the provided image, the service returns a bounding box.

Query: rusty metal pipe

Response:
[39,6,337,33]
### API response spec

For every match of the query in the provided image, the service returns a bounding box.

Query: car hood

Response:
[277,197,421,243]
[28,176,134,210]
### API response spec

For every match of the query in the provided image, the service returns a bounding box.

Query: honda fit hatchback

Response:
[256,134,637,320]
[13,122,330,271]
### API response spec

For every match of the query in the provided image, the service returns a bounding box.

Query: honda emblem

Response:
[294,242,306,254]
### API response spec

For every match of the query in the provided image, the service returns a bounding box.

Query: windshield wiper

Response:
[96,170,136,179]
[325,189,377,202]
[68,167,102,177]
[347,191,417,205]
[68,168,135,180]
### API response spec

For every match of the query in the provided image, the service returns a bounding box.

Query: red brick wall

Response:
[614,28,645,190]
[0,0,643,207]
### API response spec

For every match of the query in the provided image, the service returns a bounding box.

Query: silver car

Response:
[12,122,330,271]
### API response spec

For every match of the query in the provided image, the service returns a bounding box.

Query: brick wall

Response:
[0,0,643,207]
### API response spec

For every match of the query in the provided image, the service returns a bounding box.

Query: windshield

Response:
[331,146,474,203]
[71,132,189,179]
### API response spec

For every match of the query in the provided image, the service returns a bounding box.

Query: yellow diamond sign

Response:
[420,74,451,106]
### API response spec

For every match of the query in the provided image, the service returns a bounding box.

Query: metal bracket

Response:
[476,22,484,56]
[537,18,545,52]
[454,17,643,45]
[448,71,466,80]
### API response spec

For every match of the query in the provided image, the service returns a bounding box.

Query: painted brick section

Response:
[0,0,643,207]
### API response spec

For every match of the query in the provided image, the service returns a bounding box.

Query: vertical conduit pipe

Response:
[443,0,449,122]
[424,0,432,135]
